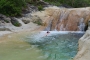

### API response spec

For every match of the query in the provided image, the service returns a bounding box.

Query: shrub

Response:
[38,5,43,11]
[0,0,26,16]
[11,20,21,27]
[44,0,90,7]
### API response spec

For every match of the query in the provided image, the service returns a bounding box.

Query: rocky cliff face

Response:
[44,7,90,31]
[73,20,90,60]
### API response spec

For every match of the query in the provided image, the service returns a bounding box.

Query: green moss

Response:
[38,5,43,11]
[11,19,21,27]
[0,0,26,16]
[12,22,21,27]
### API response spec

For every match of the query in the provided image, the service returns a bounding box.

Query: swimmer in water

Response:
[45,31,50,36]
[47,31,50,33]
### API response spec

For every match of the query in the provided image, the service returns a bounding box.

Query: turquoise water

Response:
[25,32,84,60]
[0,31,84,60]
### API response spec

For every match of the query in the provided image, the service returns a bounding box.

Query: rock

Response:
[22,4,38,15]
[60,4,72,8]
[0,14,11,23]
[3,17,11,23]
[44,7,90,31]
[88,20,90,27]
[37,1,50,7]
[31,15,42,25]
[0,14,6,19]
[73,30,90,60]
[22,18,30,24]
[0,20,4,23]
[11,17,21,27]
[23,13,32,18]
[0,28,11,31]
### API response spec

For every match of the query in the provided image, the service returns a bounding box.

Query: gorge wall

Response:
[73,23,90,60]
[41,7,90,31]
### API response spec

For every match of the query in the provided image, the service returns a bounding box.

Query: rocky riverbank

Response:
[73,21,90,60]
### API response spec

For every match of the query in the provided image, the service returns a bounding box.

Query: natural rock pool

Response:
[0,31,84,60]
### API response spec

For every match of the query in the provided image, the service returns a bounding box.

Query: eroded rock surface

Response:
[43,7,90,31]
[73,20,90,60]
[73,29,90,60]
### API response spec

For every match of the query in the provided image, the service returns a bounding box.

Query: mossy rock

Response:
[11,17,21,27]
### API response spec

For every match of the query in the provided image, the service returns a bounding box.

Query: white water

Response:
[25,31,85,43]
[78,18,85,31]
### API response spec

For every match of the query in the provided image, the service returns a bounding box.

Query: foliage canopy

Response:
[0,0,90,16]
[44,0,90,7]
[0,0,26,16]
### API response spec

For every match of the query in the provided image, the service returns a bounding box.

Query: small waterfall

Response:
[44,7,90,31]
[78,18,85,31]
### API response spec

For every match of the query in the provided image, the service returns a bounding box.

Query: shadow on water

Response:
[25,31,84,60]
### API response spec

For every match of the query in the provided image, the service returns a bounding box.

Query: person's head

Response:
[47,31,50,33]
